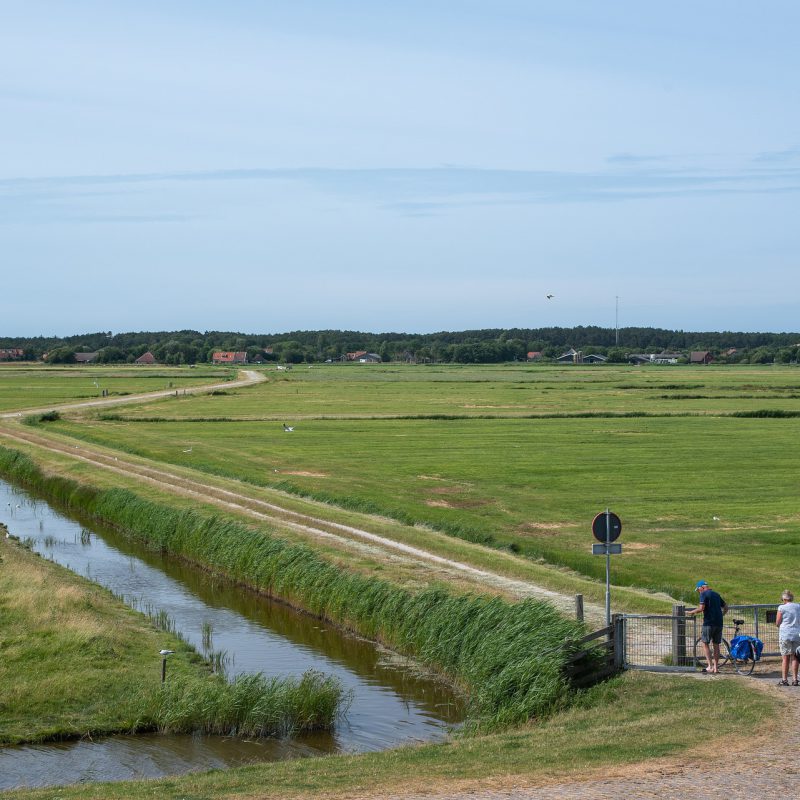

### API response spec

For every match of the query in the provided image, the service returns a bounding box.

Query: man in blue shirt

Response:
[687,580,728,673]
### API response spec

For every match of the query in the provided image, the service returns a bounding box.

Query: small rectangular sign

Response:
[592,543,622,555]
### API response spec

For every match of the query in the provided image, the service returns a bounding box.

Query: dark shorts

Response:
[701,625,723,645]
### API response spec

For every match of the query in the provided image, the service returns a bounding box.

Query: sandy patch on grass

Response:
[623,542,659,550]
[284,470,328,477]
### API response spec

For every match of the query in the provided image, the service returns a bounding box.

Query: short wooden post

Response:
[672,604,686,666]
[612,613,625,670]
[575,594,584,623]
[161,656,167,684]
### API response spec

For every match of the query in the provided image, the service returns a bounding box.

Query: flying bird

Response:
[546,294,554,299]
[182,447,193,453]
[712,516,720,521]
[283,424,295,432]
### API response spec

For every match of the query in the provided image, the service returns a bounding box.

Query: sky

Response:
[2,1,799,337]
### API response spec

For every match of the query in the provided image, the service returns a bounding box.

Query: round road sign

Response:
[592,511,622,543]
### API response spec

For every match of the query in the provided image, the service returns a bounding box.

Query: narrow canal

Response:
[0,479,464,790]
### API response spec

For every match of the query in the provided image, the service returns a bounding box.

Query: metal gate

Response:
[618,604,780,671]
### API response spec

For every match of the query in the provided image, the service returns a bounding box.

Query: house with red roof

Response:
[212,351,248,365]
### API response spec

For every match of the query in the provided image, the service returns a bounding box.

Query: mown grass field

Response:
[38,363,800,604]
[0,362,788,799]
[0,365,230,412]
[103,362,800,418]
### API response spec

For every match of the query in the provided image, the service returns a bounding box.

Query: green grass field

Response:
[0,365,231,412]
[101,362,800,418]
[0,362,789,798]
[37,363,800,604]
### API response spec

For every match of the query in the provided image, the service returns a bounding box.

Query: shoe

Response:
[792,680,799,686]
[778,679,789,686]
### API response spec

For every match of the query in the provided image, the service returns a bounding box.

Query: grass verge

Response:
[2,670,776,800]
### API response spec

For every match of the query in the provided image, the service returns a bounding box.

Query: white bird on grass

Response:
[283,424,295,432]
[712,516,720,521]
[182,447,193,453]
[159,649,175,656]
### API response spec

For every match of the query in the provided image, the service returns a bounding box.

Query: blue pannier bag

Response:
[730,635,763,661]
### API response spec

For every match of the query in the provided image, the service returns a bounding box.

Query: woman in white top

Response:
[776,589,800,686]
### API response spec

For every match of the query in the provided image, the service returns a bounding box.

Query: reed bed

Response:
[0,446,586,729]
[147,671,344,737]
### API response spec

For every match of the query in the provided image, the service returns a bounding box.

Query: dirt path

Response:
[0,368,266,420]
[345,673,797,800]
[0,369,610,618]
[0,422,607,620]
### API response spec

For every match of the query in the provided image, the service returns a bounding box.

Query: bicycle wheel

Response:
[732,641,757,676]
[693,637,731,669]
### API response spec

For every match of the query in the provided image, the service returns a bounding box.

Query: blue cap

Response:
[695,580,707,590]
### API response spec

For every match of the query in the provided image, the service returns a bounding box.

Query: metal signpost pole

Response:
[591,510,621,628]
[605,509,611,627]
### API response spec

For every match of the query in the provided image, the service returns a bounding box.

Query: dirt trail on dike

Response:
[344,673,797,800]
[0,368,608,621]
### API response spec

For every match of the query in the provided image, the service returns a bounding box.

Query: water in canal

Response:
[0,479,463,789]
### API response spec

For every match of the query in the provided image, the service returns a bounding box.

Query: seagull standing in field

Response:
[283,424,295,432]
[712,516,720,521]
[182,447,193,453]
[159,649,175,656]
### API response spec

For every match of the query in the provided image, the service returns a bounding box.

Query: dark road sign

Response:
[592,511,622,543]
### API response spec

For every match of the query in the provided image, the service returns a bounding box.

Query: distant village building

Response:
[0,348,24,361]
[689,351,714,365]
[74,352,99,363]
[135,351,157,365]
[212,351,248,365]
[557,348,583,364]
[628,352,682,365]
[526,351,543,361]
[345,351,368,361]
[583,353,608,364]
[357,353,382,363]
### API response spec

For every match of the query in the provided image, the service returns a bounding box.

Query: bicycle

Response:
[693,618,759,676]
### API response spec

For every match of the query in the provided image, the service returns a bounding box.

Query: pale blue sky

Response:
[2,1,799,336]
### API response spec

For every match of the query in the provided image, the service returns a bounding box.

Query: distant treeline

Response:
[1,326,799,365]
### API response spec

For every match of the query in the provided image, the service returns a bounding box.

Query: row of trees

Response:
[1,327,799,365]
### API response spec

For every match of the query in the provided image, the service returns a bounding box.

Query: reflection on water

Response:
[0,480,463,789]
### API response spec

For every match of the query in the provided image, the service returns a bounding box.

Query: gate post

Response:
[612,613,625,670]
[575,594,584,623]
[672,604,686,666]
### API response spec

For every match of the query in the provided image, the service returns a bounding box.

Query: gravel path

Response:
[350,673,797,800]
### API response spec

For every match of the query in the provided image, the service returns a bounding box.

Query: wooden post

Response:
[161,656,167,684]
[612,613,625,670]
[672,604,686,666]
[575,594,584,623]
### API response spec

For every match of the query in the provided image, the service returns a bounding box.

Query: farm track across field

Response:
[0,370,608,622]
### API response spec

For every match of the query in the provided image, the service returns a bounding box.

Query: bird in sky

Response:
[546,294,554,299]
[283,424,295,432]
